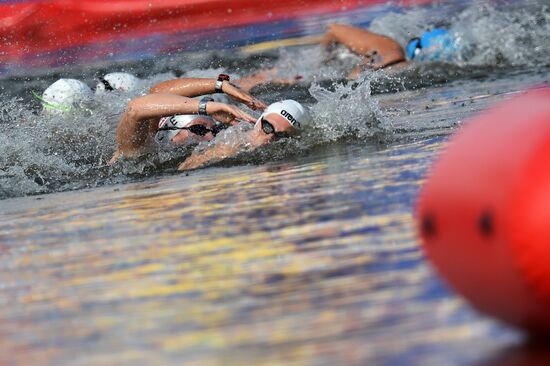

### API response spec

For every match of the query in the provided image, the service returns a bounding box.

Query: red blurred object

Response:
[417,87,550,334]
[0,0,431,66]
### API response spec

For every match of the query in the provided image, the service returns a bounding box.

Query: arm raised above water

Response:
[149,77,267,110]
[235,23,407,91]
[323,23,406,69]
[149,77,218,96]
[110,94,200,161]
[110,94,256,163]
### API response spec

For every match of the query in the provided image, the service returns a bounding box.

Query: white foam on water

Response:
[0,96,114,198]
[370,0,550,67]
[0,0,548,200]
[308,72,390,142]
[451,1,550,67]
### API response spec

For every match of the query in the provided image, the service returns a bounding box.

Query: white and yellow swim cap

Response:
[36,78,94,114]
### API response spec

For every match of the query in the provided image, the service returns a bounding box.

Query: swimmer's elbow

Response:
[148,85,161,94]
[376,47,406,68]
[148,79,175,94]
[126,98,140,113]
[177,156,203,171]
[326,23,351,34]
[125,99,146,122]
[385,49,406,66]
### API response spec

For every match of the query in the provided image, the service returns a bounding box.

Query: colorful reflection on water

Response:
[0,135,523,365]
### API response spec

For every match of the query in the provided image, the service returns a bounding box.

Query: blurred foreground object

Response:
[0,0,433,74]
[417,87,550,335]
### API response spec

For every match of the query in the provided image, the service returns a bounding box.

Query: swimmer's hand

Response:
[207,102,257,125]
[222,82,267,111]
[364,50,385,69]
[177,153,209,171]
[178,141,239,171]
[108,151,120,165]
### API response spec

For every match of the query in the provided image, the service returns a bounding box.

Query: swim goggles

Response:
[406,37,422,60]
[157,123,219,137]
[261,118,290,139]
[97,77,115,91]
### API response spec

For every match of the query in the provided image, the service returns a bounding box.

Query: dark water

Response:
[1,0,550,364]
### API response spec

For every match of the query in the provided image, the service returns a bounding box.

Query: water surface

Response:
[1,0,549,364]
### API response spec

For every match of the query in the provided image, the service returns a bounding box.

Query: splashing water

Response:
[0,98,115,198]
[0,0,549,200]
[369,0,550,68]
[308,73,390,142]
[452,1,550,67]
[180,72,389,170]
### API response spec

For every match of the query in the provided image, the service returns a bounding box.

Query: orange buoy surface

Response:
[417,87,550,334]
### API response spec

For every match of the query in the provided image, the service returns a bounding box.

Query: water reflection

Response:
[0,138,520,365]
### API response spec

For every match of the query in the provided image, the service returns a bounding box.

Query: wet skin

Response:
[169,117,217,146]
[109,77,264,164]
[177,113,299,171]
[235,23,408,91]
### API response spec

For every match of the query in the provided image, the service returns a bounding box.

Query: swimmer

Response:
[236,24,456,90]
[95,72,141,93]
[109,75,267,163]
[177,99,310,171]
[35,72,141,114]
[36,71,235,114]
[33,78,94,114]
[404,28,457,62]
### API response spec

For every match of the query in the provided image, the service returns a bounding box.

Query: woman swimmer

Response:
[236,23,456,90]
[236,23,407,90]
[177,99,311,171]
[35,73,142,115]
[109,74,267,163]
[110,75,311,172]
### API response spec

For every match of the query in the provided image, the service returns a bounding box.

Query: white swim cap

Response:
[38,78,94,114]
[259,99,311,129]
[155,114,215,144]
[96,72,140,93]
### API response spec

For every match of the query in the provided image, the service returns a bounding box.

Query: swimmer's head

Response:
[406,28,453,60]
[95,72,140,93]
[35,78,94,115]
[156,114,218,146]
[255,99,311,138]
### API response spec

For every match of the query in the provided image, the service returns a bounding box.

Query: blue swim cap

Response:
[420,28,450,49]
[407,28,456,61]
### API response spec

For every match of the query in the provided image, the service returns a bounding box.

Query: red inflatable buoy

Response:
[417,87,550,334]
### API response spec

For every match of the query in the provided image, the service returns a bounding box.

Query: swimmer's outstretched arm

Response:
[323,23,406,69]
[177,142,242,171]
[235,23,407,91]
[177,128,271,171]
[110,94,255,163]
[148,77,267,110]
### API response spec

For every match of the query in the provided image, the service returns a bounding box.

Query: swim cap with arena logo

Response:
[259,100,311,129]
